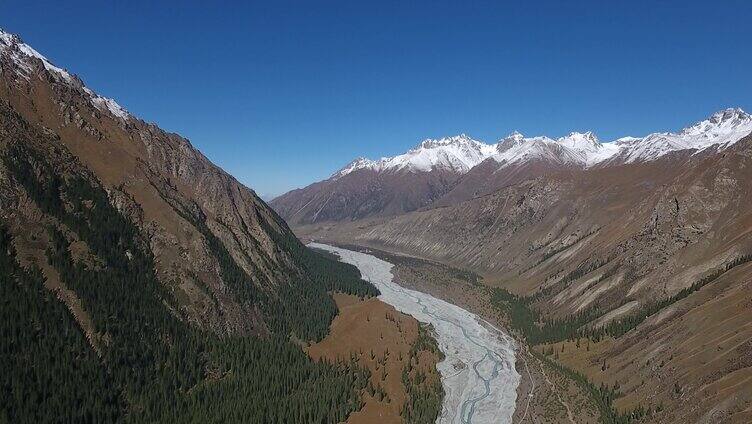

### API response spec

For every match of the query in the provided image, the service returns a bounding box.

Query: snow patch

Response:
[0,28,130,121]
[86,88,130,120]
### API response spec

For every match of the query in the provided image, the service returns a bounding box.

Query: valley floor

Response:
[321,242,603,424]
[312,244,522,423]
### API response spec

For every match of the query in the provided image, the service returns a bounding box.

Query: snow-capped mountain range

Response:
[333,108,752,178]
[3,27,748,182]
[0,29,130,120]
[332,134,497,178]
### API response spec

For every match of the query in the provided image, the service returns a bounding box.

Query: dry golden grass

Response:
[308,293,438,424]
[539,264,752,422]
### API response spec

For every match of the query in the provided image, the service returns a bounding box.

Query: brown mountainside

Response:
[0,28,437,423]
[271,166,462,226]
[0,42,309,335]
[298,135,752,421]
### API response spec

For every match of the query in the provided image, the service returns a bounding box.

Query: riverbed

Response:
[310,243,520,424]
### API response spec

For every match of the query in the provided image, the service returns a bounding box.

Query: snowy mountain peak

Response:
[414,134,480,150]
[394,133,497,173]
[680,108,751,136]
[492,130,606,168]
[709,108,750,124]
[0,28,130,121]
[566,131,598,143]
[334,134,498,178]
[499,131,526,144]
[0,30,72,82]
[331,107,751,180]
[612,108,752,163]
[557,131,601,150]
[331,157,376,178]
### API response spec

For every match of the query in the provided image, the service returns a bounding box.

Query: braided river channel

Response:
[310,244,520,424]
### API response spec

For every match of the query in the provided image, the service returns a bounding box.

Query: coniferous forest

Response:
[0,140,378,423]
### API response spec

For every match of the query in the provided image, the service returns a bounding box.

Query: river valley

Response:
[310,243,521,423]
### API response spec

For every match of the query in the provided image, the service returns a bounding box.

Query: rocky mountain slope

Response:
[0,29,398,423]
[271,134,490,225]
[0,29,369,337]
[279,77,752,422]
[274,108,752,224]
[297,130,752,421]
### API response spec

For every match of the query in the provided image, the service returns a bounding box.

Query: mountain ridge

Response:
[332,107,751,177]
[0,29,131,121]
[273,107,752,225]
[0,27,417,423]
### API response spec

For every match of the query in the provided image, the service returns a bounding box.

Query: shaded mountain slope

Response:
[0,29,381,423]
[0,29,382,338]
[272,166,462,225]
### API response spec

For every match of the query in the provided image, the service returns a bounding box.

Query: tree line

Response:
[401,324,444,423]
[0,140,379,422]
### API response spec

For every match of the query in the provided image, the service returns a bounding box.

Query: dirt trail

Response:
[537,357,576,424]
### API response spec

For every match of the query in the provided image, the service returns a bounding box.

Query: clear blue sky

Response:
[4,1,751,197]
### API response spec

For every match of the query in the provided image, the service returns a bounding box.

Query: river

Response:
[309,243,520,424]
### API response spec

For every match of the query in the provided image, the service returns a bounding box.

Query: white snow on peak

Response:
[557,131,599,150]
[85,88,131,120]
[613,108,752,163]
[681,108,751,138]
[0,30,73,82]
[0,28,130,121]
[331,157,377,178]
[399,134,497,172]
[332,134,497,178]
[492,131,614,168]
[333,108,752,178]
[505,131,525,142]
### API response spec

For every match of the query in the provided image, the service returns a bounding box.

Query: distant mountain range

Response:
[278,89,752,420]
[272,107,752,225]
